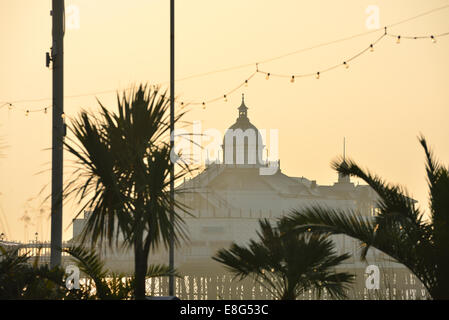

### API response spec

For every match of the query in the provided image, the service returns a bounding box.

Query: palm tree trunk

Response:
[281,291,296,300]
[134,239,148,300]
[281,282,296,300]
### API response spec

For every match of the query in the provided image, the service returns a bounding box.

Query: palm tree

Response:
[0,246,69,299]
[284,136,449,299]
[213,219,354,300]
[64,84,192,299]
[64,246,178,300]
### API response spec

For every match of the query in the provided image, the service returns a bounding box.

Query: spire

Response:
[238,93,248,118]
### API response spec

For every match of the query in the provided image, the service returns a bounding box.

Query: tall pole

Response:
[169,0,175,296]
[50,0,64,269]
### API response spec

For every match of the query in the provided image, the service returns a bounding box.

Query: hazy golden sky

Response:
[1,0,448,242]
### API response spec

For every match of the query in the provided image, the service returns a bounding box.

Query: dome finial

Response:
[238,94,248,118]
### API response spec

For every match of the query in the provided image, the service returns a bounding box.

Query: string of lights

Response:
[178,27,449,108]
[388,31,449,42]
[180,71,258,108]
[3,27,448,115]
[257,29,449,80]
[0,102,49,116]
[2,3,449,115]
[258,32,386,81]
[2,27,448,115]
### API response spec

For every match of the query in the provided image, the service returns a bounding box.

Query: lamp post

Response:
[169,0,175,297]
[49,0,65,269]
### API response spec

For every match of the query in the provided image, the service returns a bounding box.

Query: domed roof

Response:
[222,94,264,166]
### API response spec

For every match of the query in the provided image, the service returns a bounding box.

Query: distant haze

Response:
[0,0,448,242]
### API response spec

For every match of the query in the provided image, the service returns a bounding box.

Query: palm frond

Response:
[213,219,353,300]
[332,158,424,229]
[146,264,180,278]
[286,137,449,298]
[64,246,110,299]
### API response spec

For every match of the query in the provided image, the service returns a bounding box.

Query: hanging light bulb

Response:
[315,72,320,79]
[343,61,349,69]
[396,35,401,44]
[61,112,65,119]
[431,35,436,43]
[44,108,47,114]
[26,110,30,116]
[223,94,227,102]
[202,102,206,109]
[245,79,248,87]
[180,102,184,106]
[290,75,295,83]
[265,73,270,80]
[8,103,13,110]
[370,44,374,52]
